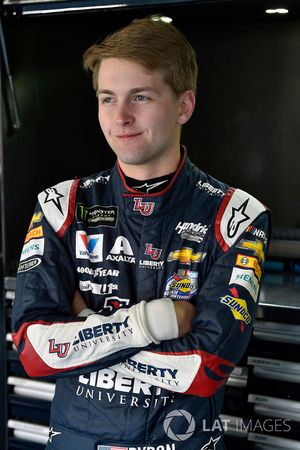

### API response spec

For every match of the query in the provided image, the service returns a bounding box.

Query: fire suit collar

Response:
[116,146,187,198]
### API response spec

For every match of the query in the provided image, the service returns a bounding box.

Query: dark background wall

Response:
[2,3,300,275]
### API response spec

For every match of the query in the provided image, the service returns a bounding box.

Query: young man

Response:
[12,16,270,450]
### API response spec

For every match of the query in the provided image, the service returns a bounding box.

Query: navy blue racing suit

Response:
[12,150,271,450]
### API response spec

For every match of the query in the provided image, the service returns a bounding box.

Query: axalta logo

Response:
[73,316,130,345]
[175,222,209,243]
[167,248,206,265]
[133,198,155,216]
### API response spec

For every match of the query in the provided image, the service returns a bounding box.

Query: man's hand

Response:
[72,290,87,315]
[173,301,196,337]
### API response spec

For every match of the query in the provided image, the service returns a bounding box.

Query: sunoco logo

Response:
[163,409,195,441]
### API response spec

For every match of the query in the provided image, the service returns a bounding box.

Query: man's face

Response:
[97,58,192,175]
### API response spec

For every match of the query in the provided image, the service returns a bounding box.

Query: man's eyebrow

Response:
[97,87,157,96]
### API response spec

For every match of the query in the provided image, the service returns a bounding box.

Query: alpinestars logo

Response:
[44,187,64,215]
[227,199,250,238]
[133,198,155,216]
[200,435,221,450]
[145,243,162,260]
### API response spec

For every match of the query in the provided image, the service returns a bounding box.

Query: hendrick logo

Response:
[133,198,155,216]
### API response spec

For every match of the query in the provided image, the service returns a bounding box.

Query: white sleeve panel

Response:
[25,299,179,371]
[111,350,201,393]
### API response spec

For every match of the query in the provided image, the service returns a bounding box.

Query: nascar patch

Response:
[236,254,262,280]
[229,267,259,302]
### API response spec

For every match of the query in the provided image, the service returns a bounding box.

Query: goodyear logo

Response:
[220,295,252,325]
[25,225,43,243]
[237,239,265,263]
[236,254,262,280]
[167,248,206,265]
[28,211,43,230]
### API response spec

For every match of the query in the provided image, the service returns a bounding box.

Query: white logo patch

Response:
[216,189,266,251]
[20,238,44,261]
[229,267,259,302]
[75,231,103,262]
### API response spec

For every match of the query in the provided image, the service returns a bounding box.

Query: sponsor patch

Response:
[20,238,44,261]
[215,188,266,251]
[107,236,135,264]
[237,238,265,263]
[79,280,118,295]
[246,225,268,245]
[76,231,103,262]
[77,266,120,278]
[133,198,155,216]
[144,243,162,261]
[196,180,225,197]
[175,222,209,243]
[164,270,198,300]
[167,248,206,265]
[229,267,259,302]
[220,295,252,325]
[17,257,42,273]
[76,204,118,228]
[28,211,43,230]
[81,174,110,189]
[25,225,43,243]
[236,254,262,280]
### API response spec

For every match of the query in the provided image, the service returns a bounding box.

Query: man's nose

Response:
[115,102,134,126]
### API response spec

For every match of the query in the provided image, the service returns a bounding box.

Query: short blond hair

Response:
[83,16,198,97]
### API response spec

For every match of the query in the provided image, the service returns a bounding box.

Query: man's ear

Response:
[178,90,196,125]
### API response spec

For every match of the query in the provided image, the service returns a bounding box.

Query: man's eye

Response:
[101,97,113,104]
[134,95,148,102]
